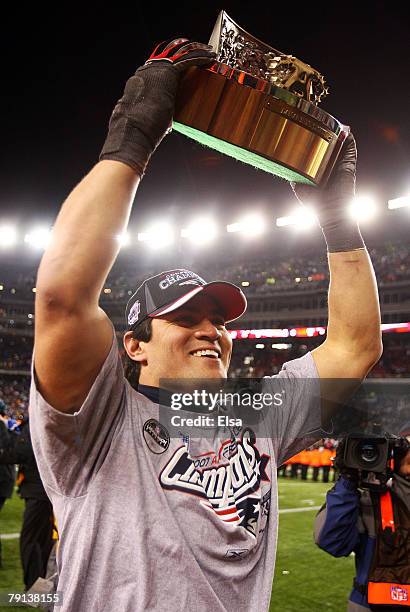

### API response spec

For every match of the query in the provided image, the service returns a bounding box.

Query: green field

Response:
[0,480,354,611]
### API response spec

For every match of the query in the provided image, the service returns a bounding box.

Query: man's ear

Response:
[123,331,148,364]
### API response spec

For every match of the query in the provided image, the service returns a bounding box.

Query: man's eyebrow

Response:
[171,306,225,318]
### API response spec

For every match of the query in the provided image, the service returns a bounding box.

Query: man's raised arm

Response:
[34,39,216,414]
[293,134,382,385]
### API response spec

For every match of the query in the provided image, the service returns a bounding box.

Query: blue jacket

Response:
[314,476,376,610]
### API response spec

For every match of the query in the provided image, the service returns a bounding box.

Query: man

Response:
[0,400,15,512]
[0,400,16,568]
[0,416,54,590]
[29,38,382,611]
[314,429,410,610]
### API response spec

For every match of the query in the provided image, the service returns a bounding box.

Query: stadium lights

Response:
[349,195,378,222]
[226,213,266,237]
[0,225,18,248]
[24,226,51,250]
[116,232,131,248]
[137,222,175,249]
[271,343,292,349]
[181,218,218,245]
[388,195,410,210]
[276,206,318,230]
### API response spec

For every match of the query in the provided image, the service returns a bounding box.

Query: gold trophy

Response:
[174,11,349,185]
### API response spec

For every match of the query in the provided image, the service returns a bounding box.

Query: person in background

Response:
[0,415,54,589]
[0,399,16,568]
[314,427,410,610]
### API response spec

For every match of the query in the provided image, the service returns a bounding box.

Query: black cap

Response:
[125,269,247,330]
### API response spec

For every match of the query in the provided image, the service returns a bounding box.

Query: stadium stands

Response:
[1,240,410,418]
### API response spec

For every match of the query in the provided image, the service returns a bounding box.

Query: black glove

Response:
[292,133,364,253]
[99,38,216,175]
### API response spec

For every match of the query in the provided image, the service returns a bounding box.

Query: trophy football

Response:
[173,11,349,186]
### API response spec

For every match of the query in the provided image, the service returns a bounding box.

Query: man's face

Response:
[398,449,410,479]
[132,293,233,387]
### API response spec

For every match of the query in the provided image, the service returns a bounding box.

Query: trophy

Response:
[174,11,349,186]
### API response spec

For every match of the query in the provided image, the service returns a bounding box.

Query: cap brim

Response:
[150,281,247,323]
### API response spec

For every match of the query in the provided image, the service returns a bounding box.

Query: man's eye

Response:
[214,319,226,328]
[176,315,195,325]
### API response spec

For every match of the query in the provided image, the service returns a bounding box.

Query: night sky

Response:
[2,1,409,248]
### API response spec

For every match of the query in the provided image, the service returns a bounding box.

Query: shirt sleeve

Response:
[314,477,361,556]
[29,329,125,498]
[261,351,323,465]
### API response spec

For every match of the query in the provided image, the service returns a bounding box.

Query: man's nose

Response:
[194,319,222,340]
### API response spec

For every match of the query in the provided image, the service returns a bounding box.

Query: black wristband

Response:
[320,209,365,253]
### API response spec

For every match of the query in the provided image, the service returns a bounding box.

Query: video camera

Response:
[337,433,410,491]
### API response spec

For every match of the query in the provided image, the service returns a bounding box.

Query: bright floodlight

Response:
[349,195,378,222]
[137,222,174,249]
[181,218,218,245]
[226,213,266,237]
[116,232,131,248]
[0,225,17,248]
[24,227,51,250]
[276,206,318,230]
[388,195,410,210]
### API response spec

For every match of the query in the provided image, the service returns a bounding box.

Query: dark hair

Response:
[124,318,153,390]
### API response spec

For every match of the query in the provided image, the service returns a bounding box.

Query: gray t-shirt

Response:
[29,332,322,612]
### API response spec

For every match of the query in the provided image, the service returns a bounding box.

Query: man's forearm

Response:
[327,248,382,359]
[36,160,140,308]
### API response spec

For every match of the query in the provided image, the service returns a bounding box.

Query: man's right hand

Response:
[99,38,216,175]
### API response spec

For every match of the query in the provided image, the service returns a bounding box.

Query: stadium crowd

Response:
[1,335,410,422]
[1,240,410,300]
[0,378,29,419]
[0,337,32,371]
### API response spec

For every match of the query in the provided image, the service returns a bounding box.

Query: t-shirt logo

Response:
[159,429,270,537]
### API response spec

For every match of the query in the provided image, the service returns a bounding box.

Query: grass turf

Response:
[173,122,315,185]
[0,481,354,611]
[271,479,354,611]
[0,493,25,610]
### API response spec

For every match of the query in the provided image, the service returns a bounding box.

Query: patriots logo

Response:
[159,429,270,537]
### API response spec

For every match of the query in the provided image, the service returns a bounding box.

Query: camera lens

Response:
[359,442,379,464]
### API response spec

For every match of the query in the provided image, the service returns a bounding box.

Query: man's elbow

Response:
[317,540,353,558]
[361,339,383,373]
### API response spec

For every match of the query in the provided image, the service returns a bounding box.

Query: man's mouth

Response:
[190,349,220,360]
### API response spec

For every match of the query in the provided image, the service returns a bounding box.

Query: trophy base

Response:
[174,65,348,186]
[173,122,314,184]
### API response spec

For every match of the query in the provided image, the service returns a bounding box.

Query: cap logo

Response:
[128,300,141,326]
[159,270,205,290]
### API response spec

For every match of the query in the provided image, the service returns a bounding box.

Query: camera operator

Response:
[314,427,410,610]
